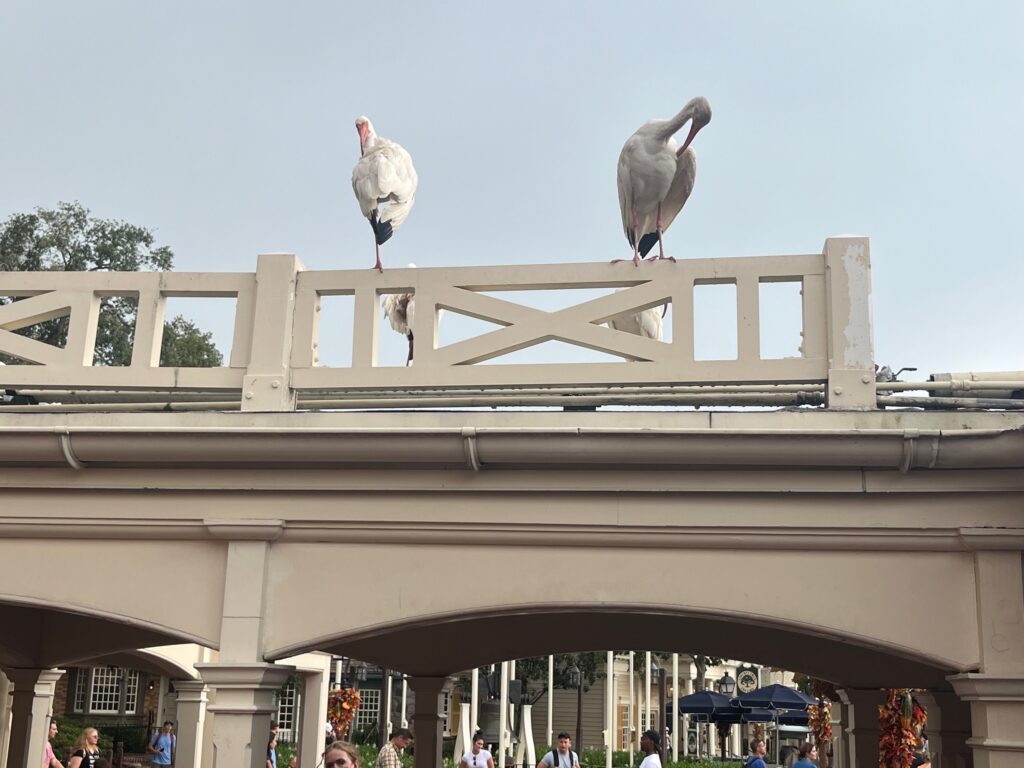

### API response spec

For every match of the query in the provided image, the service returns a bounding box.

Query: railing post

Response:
[823,236,877,409]
[241,253,302,412]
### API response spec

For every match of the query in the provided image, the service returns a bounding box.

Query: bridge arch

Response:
[272,602,964,691]
[262,541,980,691]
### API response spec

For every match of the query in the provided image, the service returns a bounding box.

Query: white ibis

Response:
[382,289,416,366]
[617,96,711,265]
[381,264,442,366]
[352,116,418,272]
[607,290,665,342]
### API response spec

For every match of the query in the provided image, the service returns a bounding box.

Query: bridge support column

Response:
[830,697,850,768]
[948,676,1024,768]
[407,676,447,768]
[917,691,971,768]
[199,530,293,768]
[174,680,209,768]
[0,670,12,768]
[838,688,885,768]
[948,550,1024,768]
[4,668,62,768]
[298,667,330,768]
[197,663,293,768]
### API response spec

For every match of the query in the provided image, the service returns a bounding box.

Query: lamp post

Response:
[568,660,583,751]
[716,673,736,761]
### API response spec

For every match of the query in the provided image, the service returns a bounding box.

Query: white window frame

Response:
[277,680,298,739]
[74,666,142,715]
[72,670,87,713]
[354,688,381,729]
[89,667,122,714]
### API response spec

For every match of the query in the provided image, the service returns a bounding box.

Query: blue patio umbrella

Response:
[779,710,810,725]
[737,684,817,710]
[735,685,816,764]
[709,707,775,725]
[675,690,734,714]
[674,691,738,757]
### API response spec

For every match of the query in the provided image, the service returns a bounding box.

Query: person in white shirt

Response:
[639,730,662,768]
[537,733,579,768]
[460,733,495,768]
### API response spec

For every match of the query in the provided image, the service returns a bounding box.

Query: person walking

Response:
[537,732,579,768]
[639,730,662,768]
[743,739,767,768]
[43,720,63,768]
[68,728,100,768]
[793,743,817,767]
[375,729,414,768]
[324,741,360,768]
[147,721,175,767]
[460,733,495,768]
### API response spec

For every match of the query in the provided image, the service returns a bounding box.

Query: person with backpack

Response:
[743,739,767,768]
[537,733,579,768]
[147,721,175,767]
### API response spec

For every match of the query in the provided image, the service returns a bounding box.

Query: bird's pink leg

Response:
[373,240,383,273]
[652,203,676,263]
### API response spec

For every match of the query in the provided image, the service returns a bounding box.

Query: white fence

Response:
[0,237,876,410]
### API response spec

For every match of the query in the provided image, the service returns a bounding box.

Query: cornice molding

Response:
[0,516,1020,552]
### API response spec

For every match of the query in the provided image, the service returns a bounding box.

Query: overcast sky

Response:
[2,1,1021,375]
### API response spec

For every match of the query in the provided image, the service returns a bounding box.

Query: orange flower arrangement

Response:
[808,700,832,767]
[878,689,926,768]
[327,687,362,739]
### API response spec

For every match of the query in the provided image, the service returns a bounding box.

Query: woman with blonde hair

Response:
[323,741,360,768]
[68,728,100,768]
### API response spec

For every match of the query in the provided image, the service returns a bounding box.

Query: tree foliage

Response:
[459,653,606,707]
[0,202,222,367]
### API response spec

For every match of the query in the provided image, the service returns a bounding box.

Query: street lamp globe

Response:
[718,672,736,697]
[568,663,582,688]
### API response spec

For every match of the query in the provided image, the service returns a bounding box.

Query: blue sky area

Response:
[1,1,1021,374]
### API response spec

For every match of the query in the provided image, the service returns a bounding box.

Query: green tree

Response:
[690,654,724,692]
[0,201,222,367]
[515,653,604,705]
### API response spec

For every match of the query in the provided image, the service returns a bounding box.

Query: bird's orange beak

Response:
[677,121,702,156]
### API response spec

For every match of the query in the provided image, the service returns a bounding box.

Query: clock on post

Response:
[736,665,760,694]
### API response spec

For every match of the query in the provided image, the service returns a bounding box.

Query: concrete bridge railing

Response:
[0,236,875,411]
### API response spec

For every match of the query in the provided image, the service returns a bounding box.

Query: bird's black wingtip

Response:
[637,232,658,258]
[371,218,394,246]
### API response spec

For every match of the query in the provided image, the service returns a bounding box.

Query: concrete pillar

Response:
[917,691,971,768]
[241,253,302,411]
[838,688,885,768]
[4,668,63,768]
[174,680,209,768]
[196,663,293,768]
[298,669,329,768]
[830,698,850,768]
[822,235,876,409]
[407,676,446,768]
[198,532,292,768]
[0,671,12,768]
[948,676,1024,768]
[948,550,1024,768]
